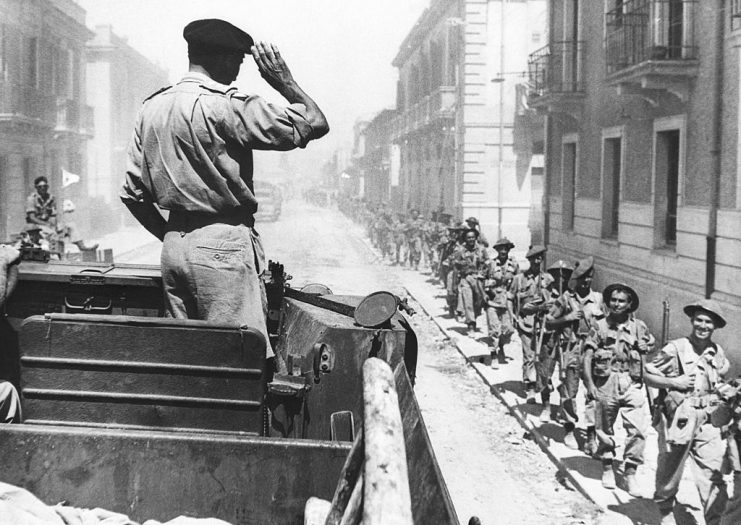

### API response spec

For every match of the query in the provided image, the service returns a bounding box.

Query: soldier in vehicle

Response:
[121,19,329,367]
[646,299,729,525]
[452,229,488,336]
[508,245,553,404]
[483,237,519,366]
[536,260,573,424]
[25,176,56,229]
[583,283,655,493]
[465,216,489,248]
[569,256,605,456]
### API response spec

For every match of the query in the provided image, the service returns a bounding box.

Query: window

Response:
[0,25,6,82]
[601,133,622,239]
[653,122,683,248]
[562,138,578,232]
[26,37,38,88]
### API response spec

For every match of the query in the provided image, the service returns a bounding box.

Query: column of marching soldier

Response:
[337,198,741,525]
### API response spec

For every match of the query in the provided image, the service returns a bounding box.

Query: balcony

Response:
[0,86,56,129]
[392,86,456,140]
[527,40,586,116]
[605,0,698,101]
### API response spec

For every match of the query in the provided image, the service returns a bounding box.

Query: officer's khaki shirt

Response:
[121,72,314,215]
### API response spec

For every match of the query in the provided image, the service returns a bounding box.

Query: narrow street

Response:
[105,200,601,525]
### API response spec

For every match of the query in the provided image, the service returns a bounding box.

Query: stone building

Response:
[85,24,169,232]
[530,1,741,361]
[0,0,93,241]
[356,109,399,207]
[392,0,546,248]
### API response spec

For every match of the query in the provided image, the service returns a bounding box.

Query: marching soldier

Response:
[543,256,603,450]
[465,217,489,248]
[711,378,741,525]
[508,245,553,404]
[484,237,519,366]
[583,283,655,493]
[570,256,605,455]
[452,229,488,336]
[537,260,573,423]
[405,209,424,271]
[646,299,730,525]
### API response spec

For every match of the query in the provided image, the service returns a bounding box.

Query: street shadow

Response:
[606,498,697,525]
[495,380,527,400]
[561,455,602,481]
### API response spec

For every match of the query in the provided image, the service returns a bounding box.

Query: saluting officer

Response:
[647,300,730,525]
[484,237,519,366]
[121,19,329,365]
[583,284,655,494]
[508,245,553,404]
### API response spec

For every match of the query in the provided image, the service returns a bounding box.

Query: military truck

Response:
[0,259,459,524]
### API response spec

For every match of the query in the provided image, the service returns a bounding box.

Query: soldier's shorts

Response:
[162,214,273,357]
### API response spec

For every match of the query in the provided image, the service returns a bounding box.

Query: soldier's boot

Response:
[563,424,578,450]
[497,343,507,364]
[658,509,677,525]
[601,461,616,490]
[623,463,641,498]
[583,426,598,456]
[467,322,476,337]
[489,350,498,369]
[525,383,537,404]
[539,393,551,423]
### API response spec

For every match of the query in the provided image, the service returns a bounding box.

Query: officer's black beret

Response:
[183,19,254,54]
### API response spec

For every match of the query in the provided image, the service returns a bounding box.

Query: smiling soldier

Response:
[583,283,655,494]
[646,299,730,525]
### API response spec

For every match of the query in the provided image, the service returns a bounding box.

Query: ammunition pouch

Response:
[592,349,613,378]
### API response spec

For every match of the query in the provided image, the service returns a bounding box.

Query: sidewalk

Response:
[358,237,705,525]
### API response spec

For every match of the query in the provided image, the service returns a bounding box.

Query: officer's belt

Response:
[168,209,255,231]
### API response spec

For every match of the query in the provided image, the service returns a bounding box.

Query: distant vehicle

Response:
[254,180,282,222]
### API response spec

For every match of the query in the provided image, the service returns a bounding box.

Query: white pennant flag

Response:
[62,169,80,188]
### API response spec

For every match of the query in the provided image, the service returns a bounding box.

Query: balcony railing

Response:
[605,0,697,76]
[528,40,585,98]
[392,86,455,138]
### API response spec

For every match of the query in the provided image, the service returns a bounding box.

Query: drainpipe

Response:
[543,115,551,249]
[706,1,723,299]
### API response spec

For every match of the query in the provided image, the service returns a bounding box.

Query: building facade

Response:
[392,0,546,249]
[356,109,399,207]
[0,0,93,241]
[86,24,169,233]
[530,1,741,361]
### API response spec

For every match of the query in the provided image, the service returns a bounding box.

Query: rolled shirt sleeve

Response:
[120,111,149,205]
[227,95,314,150]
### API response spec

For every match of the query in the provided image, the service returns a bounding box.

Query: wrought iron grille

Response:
[605,0,697,75]
[527,40,585,97]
